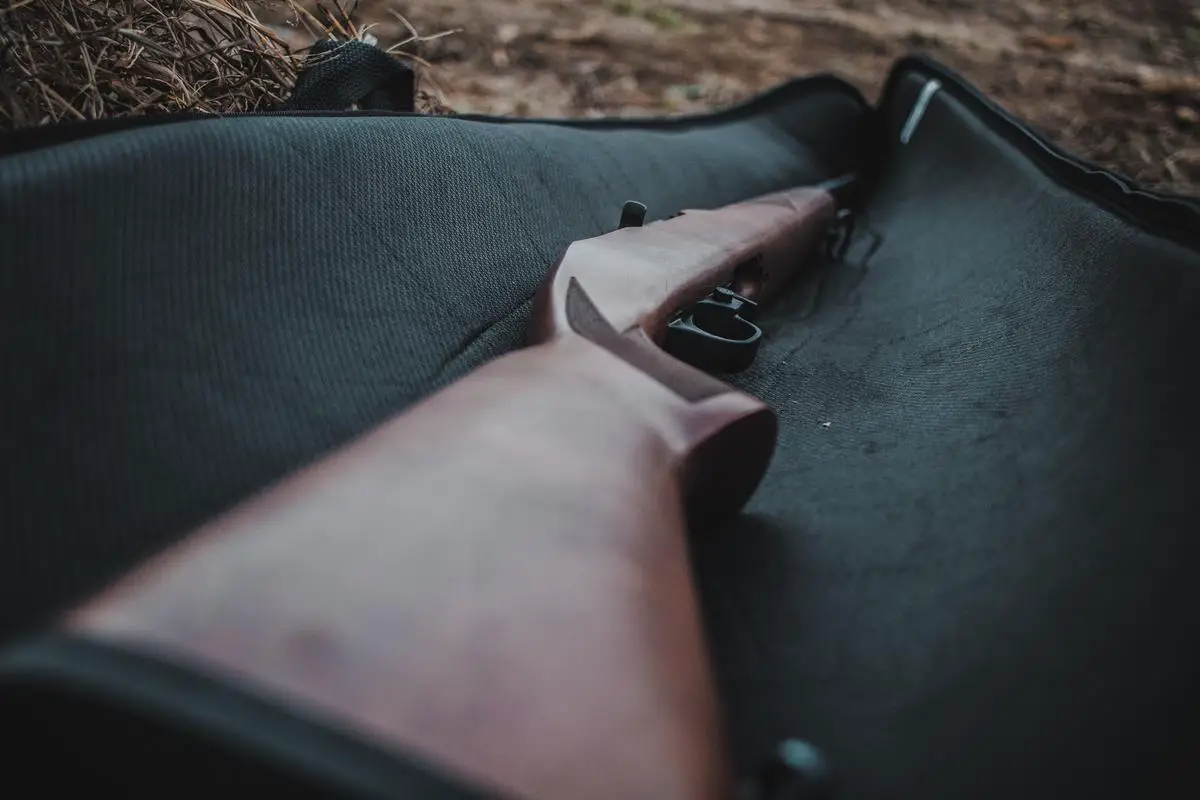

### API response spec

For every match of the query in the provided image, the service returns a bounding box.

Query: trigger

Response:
[663,287,762,374]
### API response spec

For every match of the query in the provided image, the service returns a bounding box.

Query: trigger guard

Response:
[664,312,763,374]
[691,298,761,343]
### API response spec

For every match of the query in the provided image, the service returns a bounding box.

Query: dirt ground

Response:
[273,0,1200,195]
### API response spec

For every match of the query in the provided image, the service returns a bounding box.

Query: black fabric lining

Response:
[696,54,1200,796]
[0,95,846,641]
[0,633,504,798]
[0,73,868,157]
[7,53,1195,243]
[880,55,1200,243]
[432,295,535,385]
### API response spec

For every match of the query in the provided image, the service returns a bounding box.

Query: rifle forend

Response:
[62,181,846,800]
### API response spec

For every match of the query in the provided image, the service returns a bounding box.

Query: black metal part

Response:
[618,200,648,229]
[663,286,762,374]
[701,285,760,323]
[825,208,856,262]
[743,739,836,800]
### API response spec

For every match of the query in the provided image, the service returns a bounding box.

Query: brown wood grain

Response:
[531,186,836,349]
[65,184,837,800]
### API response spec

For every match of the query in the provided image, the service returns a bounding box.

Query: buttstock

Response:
[66,336,753,800]
[60,181,844,800]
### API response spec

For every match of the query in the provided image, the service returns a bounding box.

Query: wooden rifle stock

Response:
[62,185,840,799]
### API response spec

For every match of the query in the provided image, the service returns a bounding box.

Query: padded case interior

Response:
[1,54,1197,798]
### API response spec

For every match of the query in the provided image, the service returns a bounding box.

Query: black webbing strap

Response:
[284,40,415,113]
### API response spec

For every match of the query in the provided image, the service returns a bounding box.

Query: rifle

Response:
[56,178,855,800]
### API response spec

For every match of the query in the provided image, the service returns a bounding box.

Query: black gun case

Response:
[2,51,1198,799]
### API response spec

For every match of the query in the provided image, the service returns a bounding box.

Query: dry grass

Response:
[0,0,454,130]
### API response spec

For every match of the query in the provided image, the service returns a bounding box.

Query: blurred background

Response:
[4,0,1199,193]
[278,0,1200,193]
